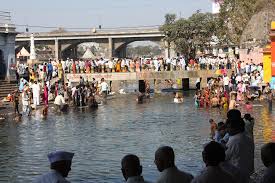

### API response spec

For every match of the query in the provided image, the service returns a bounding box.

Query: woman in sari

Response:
[116,59,121,72]
[58,60,63,80]
[30,69,35,81]
[72,61,76,74]
[43,83,48,106]
[136,60,140,72]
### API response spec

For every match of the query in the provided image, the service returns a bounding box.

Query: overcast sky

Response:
[3,0,212,32]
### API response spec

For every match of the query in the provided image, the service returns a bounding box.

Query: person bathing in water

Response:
[174,92,183,103]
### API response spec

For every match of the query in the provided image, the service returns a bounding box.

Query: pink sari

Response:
[44,86,48,106]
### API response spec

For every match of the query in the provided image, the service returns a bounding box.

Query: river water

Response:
[0,92,274,183]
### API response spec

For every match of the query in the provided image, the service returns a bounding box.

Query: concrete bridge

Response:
[66,69,230,90]
[15,27,174,59]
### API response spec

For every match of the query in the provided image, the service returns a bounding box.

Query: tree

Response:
[217,0,258,44]
[160,12,218,57]
[164,14,176,25]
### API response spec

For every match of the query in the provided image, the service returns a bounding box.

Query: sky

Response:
[3,0,212,32]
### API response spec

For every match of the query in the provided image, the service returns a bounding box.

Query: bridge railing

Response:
[0,11,12,24]
[0,11,16,33]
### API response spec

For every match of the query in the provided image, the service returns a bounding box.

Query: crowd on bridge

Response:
[33,109,275,183]
[16,56,237,78]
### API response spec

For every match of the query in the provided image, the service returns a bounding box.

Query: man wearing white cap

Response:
[34,151,74,183]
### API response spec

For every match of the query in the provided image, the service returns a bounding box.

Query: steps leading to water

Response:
[0,80,18,99]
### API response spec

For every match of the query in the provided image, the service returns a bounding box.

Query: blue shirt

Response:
[48,63,53,72]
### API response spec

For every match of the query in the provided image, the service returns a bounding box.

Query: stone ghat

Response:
[66,70,231,81]
[66,70,232,88]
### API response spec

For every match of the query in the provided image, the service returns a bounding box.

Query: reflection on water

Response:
[0,92,274,183]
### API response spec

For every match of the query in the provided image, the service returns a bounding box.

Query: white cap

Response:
[47,151,74,164]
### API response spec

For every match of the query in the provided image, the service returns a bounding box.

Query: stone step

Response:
[0,79,18,99]
[0,90,12,93]
[0,88,17,93]
[0,85,18,89]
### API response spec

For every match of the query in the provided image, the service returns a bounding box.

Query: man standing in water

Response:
[31,81,40,109]
[100,78,108,103]
[154,146,193,183]
[34,151,74,183]
[13,89,21,116]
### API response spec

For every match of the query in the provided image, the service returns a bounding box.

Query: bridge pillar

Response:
[55,38,59,60]
[108,37,113,59]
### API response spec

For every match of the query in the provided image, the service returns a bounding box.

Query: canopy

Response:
[82,49,96,59]
[17,47,30,58]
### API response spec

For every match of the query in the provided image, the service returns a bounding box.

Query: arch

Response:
[114,37,163,58]
[61,42,80,60]
[61,39,109,59]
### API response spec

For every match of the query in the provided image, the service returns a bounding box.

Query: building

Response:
[0,11,17,80]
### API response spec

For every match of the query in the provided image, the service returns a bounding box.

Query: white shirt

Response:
[223,76,230,86]
[108,61,114,69]
[225,133,254,180]
[31,83,40,98]
[100,82,108,92]
[34,170,70,183]
[191,166,237,183]
[156,167,193,183]
[171,59,177,66]
[236,75,242,83]
[126,176,151,183]
[54,95,66,106]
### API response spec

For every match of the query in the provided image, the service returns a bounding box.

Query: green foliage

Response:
[160,12,218,57]
[217,0,262,44]
[214,0,275,45]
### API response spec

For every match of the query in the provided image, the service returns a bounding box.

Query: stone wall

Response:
[66,69,231,91]
[239,48,263,64]
[0,33,16,79]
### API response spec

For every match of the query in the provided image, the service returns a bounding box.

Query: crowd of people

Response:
[7,55,273,119]
[4,56,274,182]
[34,109,275,183]
[16,56,237,79]
[193,65,272,110]
[12,76,109,118]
